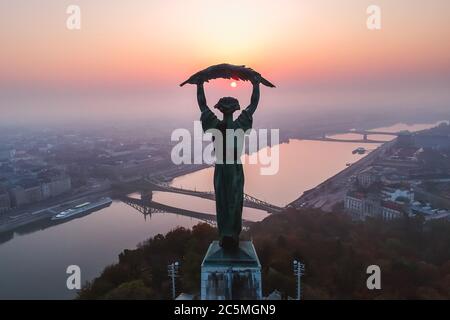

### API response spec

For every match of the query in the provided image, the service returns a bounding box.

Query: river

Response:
[0,122,441,299]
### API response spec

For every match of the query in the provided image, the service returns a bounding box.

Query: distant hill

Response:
[78,209,450,299]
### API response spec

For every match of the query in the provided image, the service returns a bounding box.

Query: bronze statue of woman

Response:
[196,79,260,250]
[181,64,274,250]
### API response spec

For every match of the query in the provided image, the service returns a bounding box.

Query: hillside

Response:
[78,209,450,299]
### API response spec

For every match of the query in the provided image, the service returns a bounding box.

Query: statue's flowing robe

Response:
[200,109,253,241]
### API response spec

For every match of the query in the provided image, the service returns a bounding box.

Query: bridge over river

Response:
[120,195,254,228]
[306,130,402,143]
[117,178,284,214]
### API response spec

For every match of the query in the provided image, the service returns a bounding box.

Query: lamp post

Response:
[168,261,179,299]
[293,260,305,300]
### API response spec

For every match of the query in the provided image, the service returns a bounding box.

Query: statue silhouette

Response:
[181,64,273,250]
[196,80,259,249]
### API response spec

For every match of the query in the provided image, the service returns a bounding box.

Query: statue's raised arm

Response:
[196,82,209,113]
[245,81,260,116]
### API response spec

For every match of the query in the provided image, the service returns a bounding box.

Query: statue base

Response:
[200,241,262,300]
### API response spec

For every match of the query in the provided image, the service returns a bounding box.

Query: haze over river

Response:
[0,122,439,299]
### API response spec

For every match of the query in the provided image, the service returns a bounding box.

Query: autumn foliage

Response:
[78,209,450,299]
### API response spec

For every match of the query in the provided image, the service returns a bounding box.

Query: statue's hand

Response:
[195,77,205,86]
[251,73,262,85]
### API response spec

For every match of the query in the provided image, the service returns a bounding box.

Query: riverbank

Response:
[0,164,209,235]
[0,189,112,234]
[289,120,447,211]
[289,139,396,211]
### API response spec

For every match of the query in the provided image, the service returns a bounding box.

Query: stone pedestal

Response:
[200,241,262,300]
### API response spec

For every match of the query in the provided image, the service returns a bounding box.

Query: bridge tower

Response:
[140,191,153,205]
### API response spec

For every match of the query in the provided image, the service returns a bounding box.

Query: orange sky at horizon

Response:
[1,0,450,89]
[0,0,450,124]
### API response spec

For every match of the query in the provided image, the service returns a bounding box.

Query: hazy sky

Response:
[1,0,449,125]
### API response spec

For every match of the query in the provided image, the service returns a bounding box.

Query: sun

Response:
[230,81,237,88]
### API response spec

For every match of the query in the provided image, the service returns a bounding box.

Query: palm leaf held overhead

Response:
[180,63,276,88]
